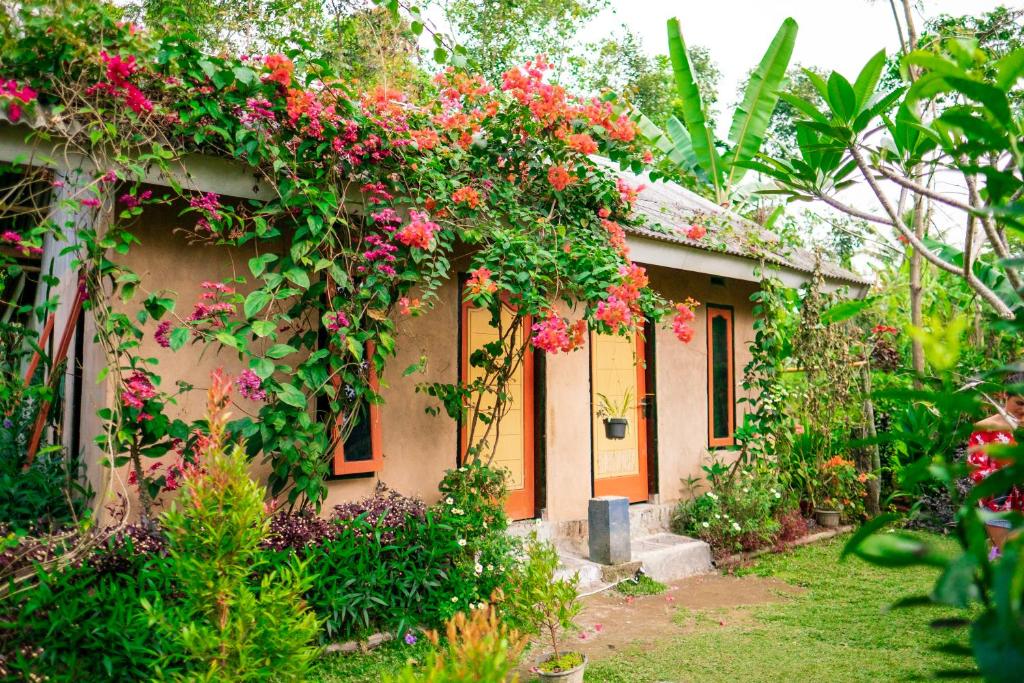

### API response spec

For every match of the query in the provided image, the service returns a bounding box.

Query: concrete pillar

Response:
[588,496,630,565]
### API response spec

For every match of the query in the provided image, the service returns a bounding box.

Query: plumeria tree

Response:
[0,0,697,516]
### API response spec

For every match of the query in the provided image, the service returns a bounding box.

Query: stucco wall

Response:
[97,202,758,523]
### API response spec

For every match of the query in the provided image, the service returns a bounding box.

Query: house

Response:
[0,119,869,544]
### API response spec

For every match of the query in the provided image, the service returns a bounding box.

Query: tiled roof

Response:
[613,164,872,287]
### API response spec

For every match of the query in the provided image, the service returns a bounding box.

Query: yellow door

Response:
[461,302,535,520]
[591,331,649,502]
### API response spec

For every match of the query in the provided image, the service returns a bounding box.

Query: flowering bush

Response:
[0,0,698,515]
[332,482,427,543]
[672,461,786,554]
[816,455,867,519]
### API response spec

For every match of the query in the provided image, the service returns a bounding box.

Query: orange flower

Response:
[607,115,637,142]
[547,165,574,192]
[451,186,481,209]
[567,133,598,155]
[467,267,497,295]
[410,128,440,150]
[263,54,294,88]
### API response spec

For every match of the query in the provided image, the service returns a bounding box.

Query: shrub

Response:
[384,606,526,683]
[431,462,524,622]
[615,574,667,596]
[774,508,810,545]
[143,373,321,681]
[673,461,784,554]
[332,482,427,543]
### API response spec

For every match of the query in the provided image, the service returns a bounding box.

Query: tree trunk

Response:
[860,363,881,516]
[909,197,925,387]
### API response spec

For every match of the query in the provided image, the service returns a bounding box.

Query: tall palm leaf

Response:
[724,17,798,188]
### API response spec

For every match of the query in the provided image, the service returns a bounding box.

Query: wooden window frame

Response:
[330,342,384,477]
[707,305,736,448]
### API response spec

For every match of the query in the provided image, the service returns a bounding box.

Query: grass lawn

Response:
[585,533,977,683]
[309,532,978,682]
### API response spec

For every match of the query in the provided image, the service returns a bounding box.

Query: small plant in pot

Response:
[512,537,586,681]
[596,390,632,440]
[814,455,860,527]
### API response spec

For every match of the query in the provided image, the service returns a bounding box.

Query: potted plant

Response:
[517,538,586,682]
[814,455,858,527]
[596,390,632,440]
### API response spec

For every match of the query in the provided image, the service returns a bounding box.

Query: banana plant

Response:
[640,16,798,204]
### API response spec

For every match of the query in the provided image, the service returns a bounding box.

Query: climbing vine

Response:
[0,0,698,514]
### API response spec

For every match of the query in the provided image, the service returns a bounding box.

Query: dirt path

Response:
[520,573,803,674]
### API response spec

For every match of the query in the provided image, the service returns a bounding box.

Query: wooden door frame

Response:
[458,293,536,520]
[589,329,650,502]
[706,304,736,448]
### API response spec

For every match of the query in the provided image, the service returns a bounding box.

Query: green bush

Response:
[615,574,666,596]
[144,407,321,681]
[673,461,784,554]
[0,554,166,682]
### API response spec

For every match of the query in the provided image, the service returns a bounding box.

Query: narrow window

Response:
[323,341,383,477]
[707,305,735,447]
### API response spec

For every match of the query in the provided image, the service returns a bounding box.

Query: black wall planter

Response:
[603,417,628,440]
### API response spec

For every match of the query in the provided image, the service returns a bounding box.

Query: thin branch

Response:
[849,145,1015,318]
[875,165,979,214]
[816,193,894,227]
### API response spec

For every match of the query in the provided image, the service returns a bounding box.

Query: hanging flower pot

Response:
[603,417,628,440]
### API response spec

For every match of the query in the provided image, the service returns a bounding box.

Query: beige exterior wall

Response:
[95,202,759,523]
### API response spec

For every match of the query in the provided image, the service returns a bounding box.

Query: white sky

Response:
[579,1,1010,114]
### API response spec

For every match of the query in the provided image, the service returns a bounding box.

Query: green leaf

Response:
[215,331,241,350]
[852,532,949,568]
[250,357,275,380]
[932,553,980,608]
[284,268,310,289]
[725,17,798,187]
[852,50,887,111]
[169,327,189,351]
[821,296,877,324]
[248,253,277,278]
[251,320,275,337]
[276,383,308,409]
[826,72,857,121]
[840,512,900,559]
[244,290,272,318]
[232,66,256,85]
[667,17,722,199]
[995,48,1024,91]
[266,344,297,359]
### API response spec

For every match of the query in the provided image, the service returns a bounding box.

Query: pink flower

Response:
[466,267,497,295]
[396,210,439,250]
[593,623,603,632]
[189,192,222,219]
[673,302,697,343]
[595,296,631,331]
[119,190,152,208]
[531,314,586,354]
[326,311,350,333]
[81,197,101,208]
[235,369,267,401]
[121,370,156,410]
[154,321,172,348]
[1,231,22,245]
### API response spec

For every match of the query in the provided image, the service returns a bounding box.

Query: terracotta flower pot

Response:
[814,509,840,528]
[603,418,628,440]
[536,653,588,683]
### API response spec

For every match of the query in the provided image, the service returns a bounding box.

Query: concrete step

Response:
[556,532,712,591]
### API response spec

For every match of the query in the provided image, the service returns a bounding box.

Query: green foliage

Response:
[673,461,784,554]
[656,17,798,202]
[145,389,321,681]
[845,323,1024,680]
[0,555,168,682]
[281,512,462,642]
[384,606,526,683]
[502,536,580,661]
[614,574,666,597]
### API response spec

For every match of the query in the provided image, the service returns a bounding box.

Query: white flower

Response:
[706,491,718,500]
[445,497,454,505]
[451,596,459,603]
[732,522,741,531]
[459,466,468,472]
[452,508,464,515]
[774,491,782,499]
[714,514,721,520]
[701,521,710,528]
[475,563,483,575]
[743,487,750,493]
[458,538,467,547]
[487,564,494,571]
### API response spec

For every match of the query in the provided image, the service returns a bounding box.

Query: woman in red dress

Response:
[967,372,1024,550]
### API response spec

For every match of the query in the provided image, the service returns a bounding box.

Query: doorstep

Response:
[556,532,713,592]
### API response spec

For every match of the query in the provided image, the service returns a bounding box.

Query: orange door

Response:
[461,301,535,520]
[591,330,649,502]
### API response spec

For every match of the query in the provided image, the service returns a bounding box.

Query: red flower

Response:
[547,165,573,192]
[686,224,707,240]
[871,324,899,336]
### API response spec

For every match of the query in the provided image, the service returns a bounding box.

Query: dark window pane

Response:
[711,314,730,439]
[343,401,373,462]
